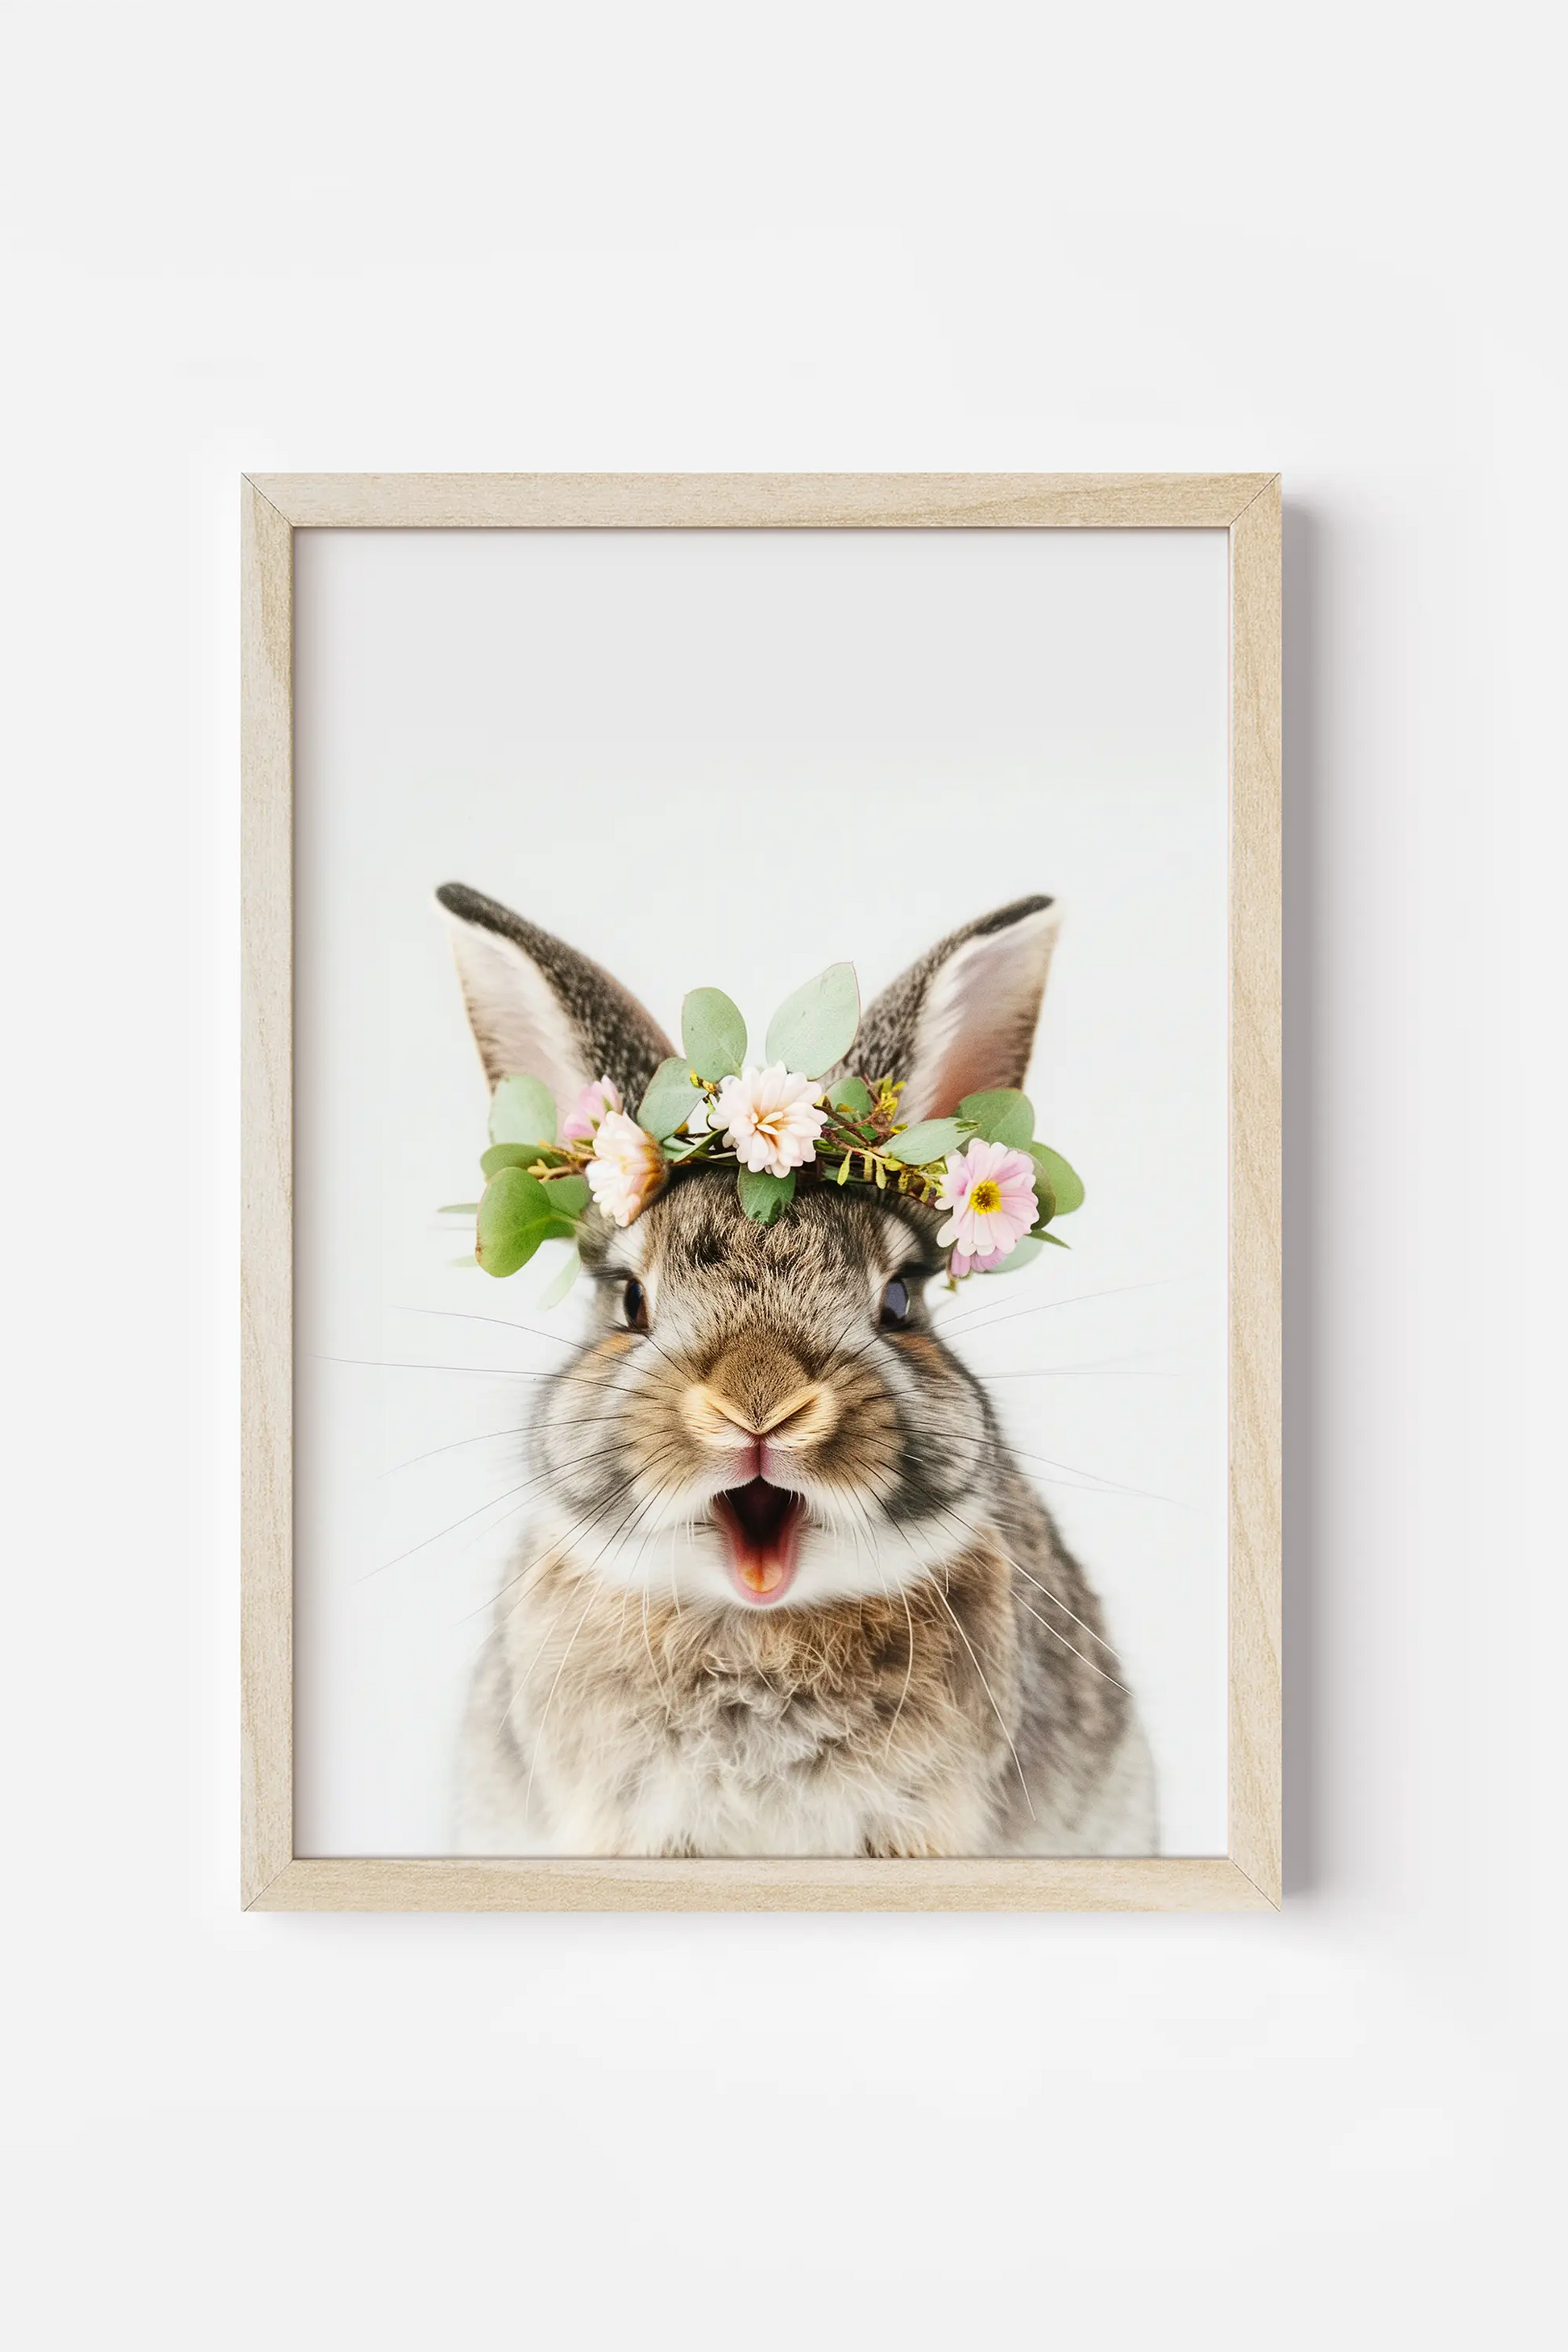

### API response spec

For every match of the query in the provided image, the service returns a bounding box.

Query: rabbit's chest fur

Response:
[458,1516,1154,1857]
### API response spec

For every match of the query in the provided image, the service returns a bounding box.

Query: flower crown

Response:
[448,962,1081,1302]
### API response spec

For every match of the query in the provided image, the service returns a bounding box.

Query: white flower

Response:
[708,1063,828,1178]
[586,1110,666,1227]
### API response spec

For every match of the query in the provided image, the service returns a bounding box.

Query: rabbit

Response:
[438,881,1158,1858]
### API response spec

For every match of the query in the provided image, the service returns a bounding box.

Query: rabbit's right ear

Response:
[437,884,675,1119]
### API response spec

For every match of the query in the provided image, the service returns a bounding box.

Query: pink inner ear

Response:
[924,1043,991,1115]
[919,1027,1034,1118]
[901,913,1059,1121]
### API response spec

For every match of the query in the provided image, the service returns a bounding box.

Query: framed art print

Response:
[241,473,1280,1912]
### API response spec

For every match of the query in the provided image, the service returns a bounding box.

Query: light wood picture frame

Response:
[242,472,1281,1914]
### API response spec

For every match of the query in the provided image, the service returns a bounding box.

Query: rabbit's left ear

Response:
[850,896,1062,1123]
[437,883,675,1119]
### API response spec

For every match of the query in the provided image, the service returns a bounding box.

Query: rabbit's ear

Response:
[437,883,676,1116]
[852,895,1062,1122]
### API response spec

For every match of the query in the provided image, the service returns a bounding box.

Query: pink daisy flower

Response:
[936,1138,1038,1273]
[948,1245,1009,1280]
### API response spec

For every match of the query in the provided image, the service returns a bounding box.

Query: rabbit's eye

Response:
[879,1276,911,1329]
[621,1278,649,1332]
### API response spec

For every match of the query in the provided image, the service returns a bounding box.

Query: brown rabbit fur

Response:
[439,883,1157,1857]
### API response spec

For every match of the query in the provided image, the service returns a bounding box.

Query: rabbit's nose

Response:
[715,1384,833,1442]
[682,1358,840,1453]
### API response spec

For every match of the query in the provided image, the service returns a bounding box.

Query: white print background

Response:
[292,526,1230,1854]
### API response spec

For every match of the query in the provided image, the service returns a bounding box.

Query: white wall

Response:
[2,4,1562,2346]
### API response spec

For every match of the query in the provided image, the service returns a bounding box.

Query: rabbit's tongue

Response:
[714,1480,804,1604]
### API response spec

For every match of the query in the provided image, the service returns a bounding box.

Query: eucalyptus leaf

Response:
[681,986,748,1083]
[480,1143,533,1177]
[1031,1180,1058,1228]
[957,1089,1035,1149]
[885,1117,965,1166]
[827,1075,873,1118]
[1040,1230,1070,1248]
[737,1168,795,1225]
[543,1174,590,1218]
[488,1072,558,1149]
[475,1166,552,1276]
[980,1234,1046,1276]
[638,1056,707,1141]
[764,962,860,1077]
[533,1244,583,1310]
[1027,1143,1085,1216]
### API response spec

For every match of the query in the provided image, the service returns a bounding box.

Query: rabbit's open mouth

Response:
[712,1479,805,1604]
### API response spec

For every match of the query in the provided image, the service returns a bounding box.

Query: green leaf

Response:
[437,1202,479,1215]
[479,1143,532,1177]
[1031,1180,1058,1228]
[542,1174,590,1217]
[957,1089,1035,1149]
[476,1167,551,1276]
[980,1234,1046,1276]
[828,1075,873,1118]
[681,986,748,1083]
[638,1056,706,1140]
[765,962,860,1077]
[474,1171,579,1279]
[1027,1143,1084,1216]
[488,1072,558,1148]
[1039,1229,1070,1248]
[737,1168,795,1225]
[483,1143,570,1176]
[885,1117,966,1166]
[533,1244,582,1310]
